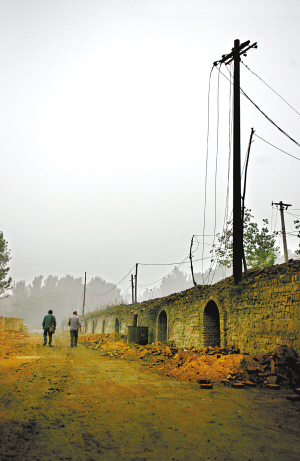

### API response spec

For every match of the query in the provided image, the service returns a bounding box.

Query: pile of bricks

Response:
[238,345,300,388]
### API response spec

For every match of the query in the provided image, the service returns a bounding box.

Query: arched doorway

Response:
[115,318,120,333]
[157,310,167,341]
[203,300,220,347]
[92,320,96,333]
[102,319,105,334]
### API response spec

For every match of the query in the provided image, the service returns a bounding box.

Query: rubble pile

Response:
[79,333,300,389]
[79,332,127,356]
[79,334,250,383]
[236,345,300,388]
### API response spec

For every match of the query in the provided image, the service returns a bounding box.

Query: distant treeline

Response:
[0,275,124,330]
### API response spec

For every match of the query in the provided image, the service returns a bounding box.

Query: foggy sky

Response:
[1,0,300,299]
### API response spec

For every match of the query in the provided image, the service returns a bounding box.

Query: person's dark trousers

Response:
[43,328,53,346]
[70,330,79,347]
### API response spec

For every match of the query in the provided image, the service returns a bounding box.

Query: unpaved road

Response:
[0,333,300,461]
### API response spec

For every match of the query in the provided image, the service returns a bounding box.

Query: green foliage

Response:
[212,209,279,269]
[0,232,12,296]
[294,220,300,255]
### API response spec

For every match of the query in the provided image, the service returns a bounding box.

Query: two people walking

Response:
[42,309,82,347]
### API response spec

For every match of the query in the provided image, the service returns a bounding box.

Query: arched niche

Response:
[157,310,168,342]
[203,300,220,347]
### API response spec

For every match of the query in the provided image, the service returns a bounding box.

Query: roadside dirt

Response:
[1,331,300,461]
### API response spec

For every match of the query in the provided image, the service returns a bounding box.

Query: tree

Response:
[0,232,12,297]
[212,209,279,269]
[294,220,300,255]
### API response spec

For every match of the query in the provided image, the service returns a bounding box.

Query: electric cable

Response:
[240,89,300,148]
[85,264,136,298]
[217,66,300,149]
[207,64,233,285]
[241,61,300,117]
[254,134,300,161]
[202,66,214,282]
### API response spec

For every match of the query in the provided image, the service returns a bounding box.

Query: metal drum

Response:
[127,326,148,345]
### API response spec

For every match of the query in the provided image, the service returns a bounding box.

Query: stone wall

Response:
[0,316,28,333]
[82,261,300,355]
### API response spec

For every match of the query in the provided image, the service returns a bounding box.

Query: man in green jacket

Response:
[42,309,56,347]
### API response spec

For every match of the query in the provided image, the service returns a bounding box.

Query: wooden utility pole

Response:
[241,127,255,277]
[189,235,197,286]
[131,274,134,304]
[134,263,138,304]
[272,201,291,263]
[214,39,257,285]
[82,272,86,316]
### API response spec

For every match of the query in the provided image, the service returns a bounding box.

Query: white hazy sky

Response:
[1,0,300,297]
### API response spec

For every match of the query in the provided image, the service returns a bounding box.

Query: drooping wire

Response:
[202,66,214,282]
[138,254,190,288]
[254,134,300,161]
[85,264,136,298]
[217,66,300,149]
[208,63,233,285]
[210,64,221,283]
[241,61,300,117]
[240,89,300,149]
[109,284,132,305]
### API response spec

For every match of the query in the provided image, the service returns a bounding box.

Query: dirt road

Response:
[0,332,300,461]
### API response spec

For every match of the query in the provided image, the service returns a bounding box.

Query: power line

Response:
[202,66,214,281]
[254,134,300,161]
[110,284,132,305]
[241,61,300,117]
[240,89,300,149]
[85,264,136,298]
[138,254,190,288]
[218,66,300,149]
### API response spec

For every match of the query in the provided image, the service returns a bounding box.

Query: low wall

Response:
[0,316,28,333]
[82,261,300,355]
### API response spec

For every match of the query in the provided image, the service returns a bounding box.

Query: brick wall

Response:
[0,316,27,333]
[82,261,300,355]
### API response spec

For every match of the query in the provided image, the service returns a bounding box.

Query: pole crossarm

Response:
[213,41,257,67]
[272,201,292,210]
[272,201,292,263]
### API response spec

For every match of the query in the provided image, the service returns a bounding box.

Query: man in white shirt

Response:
[68,311,82,347]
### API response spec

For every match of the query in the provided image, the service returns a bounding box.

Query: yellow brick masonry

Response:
[83,261,300,355]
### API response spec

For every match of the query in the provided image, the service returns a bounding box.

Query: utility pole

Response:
[82,272,86,316]
[272,201,291,263]
[131,274,135,304]
[134,263,138,304]
[241,127,255,277]
[214,39,257,285]
[189,235,197,286]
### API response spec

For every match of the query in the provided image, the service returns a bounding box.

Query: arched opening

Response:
[157,310,168,342]
[84,321,88,333]
[133,314,138,327]
[115,318,120,333]
[203,300,220,347]
[102,319,105,334]
[92,320,96,333]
